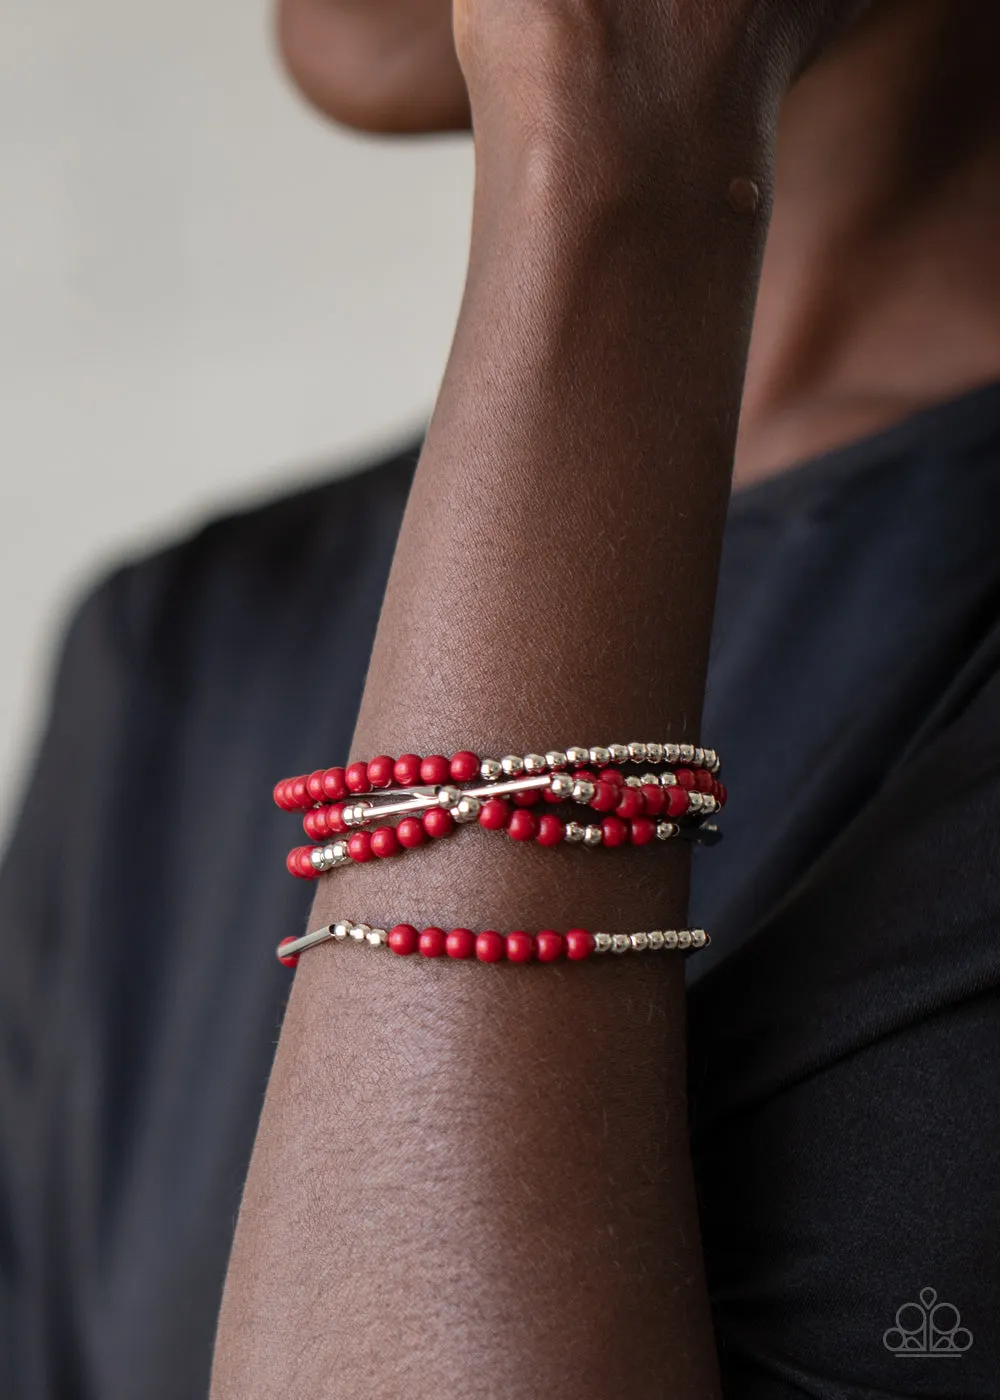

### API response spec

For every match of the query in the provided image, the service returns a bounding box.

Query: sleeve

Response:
[688,665,1000,1399]
[0,574,135,1396]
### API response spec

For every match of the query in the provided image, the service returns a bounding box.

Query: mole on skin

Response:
[727,176,761,214]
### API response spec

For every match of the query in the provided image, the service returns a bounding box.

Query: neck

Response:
[735,0,1000,488]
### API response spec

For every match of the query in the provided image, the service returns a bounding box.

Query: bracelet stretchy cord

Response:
[277,922,710,966]
[274,742,721,813]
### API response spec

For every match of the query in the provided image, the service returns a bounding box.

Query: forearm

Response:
[213,71,775,1400]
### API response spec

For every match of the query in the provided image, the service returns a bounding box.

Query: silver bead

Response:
[349,923,369,943]
[656,822,678,841]
[436,785,461,808]
[608,744,630,764]
[501,754,525,777]
[310,846,327,871]
[688,792,704,813]
[693,747,705,767]
[453,796,481,823]
[480,758,502,781]
[690,929,708,948]
[677,929,692,949]
[624,775,642,788]
[628,741,647,762]
[331,922,351,941]
[639,772,659,788]
[679,743,695,762]
[572,779,596,803]
[612,934,631,954]
[701,796,718,814]
[366,927,387,947]
[648,930,665,950]
[706,750,721,773]
[564,822,586,843]
[523,753,548,775]
[545,750,568,770]
[565,746,589,765]
[630,931,649,951]
[645,742,664,764]
[594,933,613,953]
[661,772,678,786]
[589,746,611,766]
[549,773,574,799]
[664,744,681,764]
[331,840,349,863]
[663,930,679,949]
[583,825,602,847]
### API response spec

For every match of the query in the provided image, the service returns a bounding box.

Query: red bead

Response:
[616,787,645,819]
[535,930,565,962]
[478,798,510,831]
[389,923,419,956]
[542,785,565,804]
[590,781,619,812]
[665,786,690,817]
[422,807,455,840]
[507,809,540,842]
[306,770,326,803]
[347,831,373,863]
[641,783,665,816]
[418,927,446,957]
[565,929,595,960]
[370,826,401,859]
[324,803,347,834]
[345,761,371,794]
[291,777,309,809]
[572,768,597,785]
[420,754,451,785]
[273,780,292,810]
[446,928,476,959]
[599,767,625,787]
[449,751,480,782]
[287,846,316,879]
[600,815,629,848]
[277,937,300,968]
[536,814,565,846]
[506,931,535,963]
[367,755,396,788]
[513,789,541,807]
[322,767,347,802]
[476,931,505,963]
[303,809,326,840]
[676,768,696,790]
[630,817,656,846]
[396,817,426,848]
[394,753,423,786]
[695,769,713,793]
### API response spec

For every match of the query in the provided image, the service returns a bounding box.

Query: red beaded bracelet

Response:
[277,919,710,966]
[274,742,721,814]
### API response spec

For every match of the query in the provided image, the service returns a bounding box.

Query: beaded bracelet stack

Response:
[273,742,723,968]
[276,744,725,879]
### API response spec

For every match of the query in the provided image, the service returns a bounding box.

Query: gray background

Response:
[0,0,474,838]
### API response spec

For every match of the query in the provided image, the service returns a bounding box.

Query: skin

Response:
[213,2,1000,1396]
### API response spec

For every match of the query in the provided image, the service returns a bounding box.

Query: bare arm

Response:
[213,4,858,1395]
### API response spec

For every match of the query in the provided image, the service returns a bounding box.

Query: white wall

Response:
[0,1,474,840]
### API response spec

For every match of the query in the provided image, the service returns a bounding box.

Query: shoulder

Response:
[96,440,418,674]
